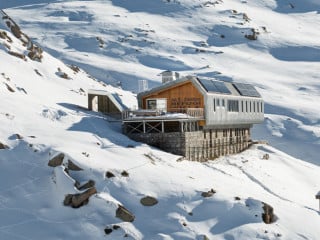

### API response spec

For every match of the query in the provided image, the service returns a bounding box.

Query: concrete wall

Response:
[127,128,251,162]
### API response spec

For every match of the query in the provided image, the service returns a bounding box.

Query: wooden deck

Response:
[122,108,205,134]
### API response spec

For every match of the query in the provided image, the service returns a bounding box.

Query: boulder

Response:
[262,202,274,224]
[104,228,112,235]
[201,189,216,198]
[48,153,64,167]
[116,205,135,222]
[75,180,95,191]
[106,171,115,178]
[140,196,158,206]
[67,159,83,171]
[121,170,129,177]
[64,187,97,208]
[0,141,9,149]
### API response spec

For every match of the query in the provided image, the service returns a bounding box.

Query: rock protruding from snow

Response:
[105,171,115,178]
[48,153,65,167]
[140,196,158,206]
[64,187,97,208]
[75,180,95,191]
[0,141,9,149]
[201,189,216,198]
[116,205,135,222]
[67,159,83,171]
[262,202,275,224]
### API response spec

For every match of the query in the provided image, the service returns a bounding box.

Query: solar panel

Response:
[213,81,231,94]
[233,83,261,97]
[198,78,231,94]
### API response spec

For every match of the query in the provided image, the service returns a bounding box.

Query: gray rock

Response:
[67,159,83,171]
[140,196,158,206]
[75,180,95,191]
[201,189,216,198]
[48,153,64,167]
[116,205,135,222]
[64,187,97,208]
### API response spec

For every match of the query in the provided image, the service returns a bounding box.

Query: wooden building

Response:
[122,75,264,161]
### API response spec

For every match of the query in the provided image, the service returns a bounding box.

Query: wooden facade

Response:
[141,81,204,112]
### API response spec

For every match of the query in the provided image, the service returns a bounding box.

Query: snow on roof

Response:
[88,89,128,112]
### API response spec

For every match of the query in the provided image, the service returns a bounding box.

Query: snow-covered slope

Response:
[2,0,320,165]
[0,1,320,239]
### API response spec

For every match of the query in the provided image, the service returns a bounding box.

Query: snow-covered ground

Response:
[0,1,319,239]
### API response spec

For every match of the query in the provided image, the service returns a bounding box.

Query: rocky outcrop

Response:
[116,205,135,222]
[64,187,97,208]
[67,159,83,171]
[140,196,158,206]
[48,153,65,167]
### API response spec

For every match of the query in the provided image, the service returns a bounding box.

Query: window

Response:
[245,101,248,112]
[257,101,260,112]
[222,99,225,107]
[217,99,220,107]
[241,101,244,112]
[227,100,239,112]
[147,99,157,109]
[253,101,256,112]
[213,98,216,112]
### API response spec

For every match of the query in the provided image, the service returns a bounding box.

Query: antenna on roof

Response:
[138,80,148,92]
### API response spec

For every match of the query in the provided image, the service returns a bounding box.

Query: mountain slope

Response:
[0,1,320,240]
[2,0,320,165]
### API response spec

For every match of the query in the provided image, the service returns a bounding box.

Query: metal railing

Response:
[122,108,204,120]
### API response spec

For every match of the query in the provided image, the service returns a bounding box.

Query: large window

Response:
[227,100,239,112]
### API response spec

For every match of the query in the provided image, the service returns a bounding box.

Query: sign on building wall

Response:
[171,97,201,108]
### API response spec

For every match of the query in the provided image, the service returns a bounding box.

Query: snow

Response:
[0,0,320,239]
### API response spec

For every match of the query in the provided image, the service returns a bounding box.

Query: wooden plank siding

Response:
[141,81,204,112]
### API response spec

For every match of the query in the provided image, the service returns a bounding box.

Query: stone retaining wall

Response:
[127,128,251,161]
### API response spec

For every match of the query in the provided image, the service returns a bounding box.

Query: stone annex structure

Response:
[89,72,264,161]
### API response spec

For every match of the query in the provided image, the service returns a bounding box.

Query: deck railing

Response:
[122,108,204,120]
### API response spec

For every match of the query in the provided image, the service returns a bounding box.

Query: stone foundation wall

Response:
[127,128,251,161]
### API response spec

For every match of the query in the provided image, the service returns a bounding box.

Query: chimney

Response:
[161,71,179,84]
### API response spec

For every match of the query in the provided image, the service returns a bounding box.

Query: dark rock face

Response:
[64,187,97,208]
[67,159,83,171]
[48,153,65,167]
[116,205,135,222]
[262,203,275,224]
[140,196,158,206]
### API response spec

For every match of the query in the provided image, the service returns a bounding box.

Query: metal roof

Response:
[137,75,262,99]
